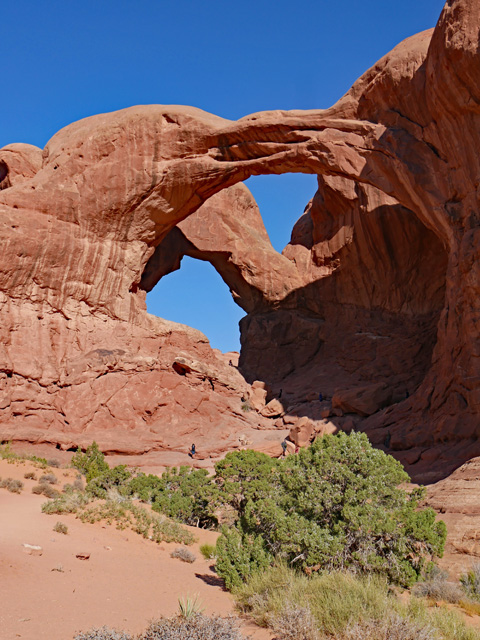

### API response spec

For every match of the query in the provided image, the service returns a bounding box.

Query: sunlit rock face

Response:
[1,0,480,478]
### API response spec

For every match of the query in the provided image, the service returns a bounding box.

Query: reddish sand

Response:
[0,459,272,640]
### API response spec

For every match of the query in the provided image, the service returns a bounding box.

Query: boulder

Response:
[289,417,315,447]
[332,383,393,417]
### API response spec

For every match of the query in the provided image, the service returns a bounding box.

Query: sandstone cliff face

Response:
[0,0,479,477]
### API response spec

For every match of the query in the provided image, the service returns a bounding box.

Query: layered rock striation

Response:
[1,0,480,476]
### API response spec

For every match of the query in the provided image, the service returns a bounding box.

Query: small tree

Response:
[216,432,446,587]
[71,442,109,482]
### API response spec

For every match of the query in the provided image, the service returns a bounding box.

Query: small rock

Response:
[75,552,90,560]
[22,543,43,556]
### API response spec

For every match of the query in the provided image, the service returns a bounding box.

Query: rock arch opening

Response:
[139,171,448,425]
[146,256,244,353]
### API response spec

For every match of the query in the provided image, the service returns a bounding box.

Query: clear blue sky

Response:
[2,0,445,352]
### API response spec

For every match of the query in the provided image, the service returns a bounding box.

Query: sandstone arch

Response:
[0,0,479,475]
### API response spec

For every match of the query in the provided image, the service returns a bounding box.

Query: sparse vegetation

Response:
[0,442,48,468]
[39,472,58,484]
[241,400,252,412]
[138,614,246,640]
[200,543,216,560]
[53,521,68,535]
[235,564,480,640]
[47,458,60,468]
[74,628,133,640]
[461,563,480,600]
[178,594,204,618]
[342,614,435,640]
[170,547,197,563]
[0,477,23,493]
[413,567,464,603]
[24,471,36,480]
[32,482,60,498]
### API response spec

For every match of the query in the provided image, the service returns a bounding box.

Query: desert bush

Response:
[139,614,246,640]
[200,543,216,559]
[24,471,36,480]
[37,482,60,500]
[32,483,45,494]
[408,598,480,640]
[47,458,60,468]
[461,562,480,600]
[342,614,435,640]
[216,433,446,588]
[53,521,68,535]
[236,565,480,640]
[73,475,85,491]
[171,547,196,563]
[412,568,463,603]
[236,565,391,635]
[39,472,58,484]
[74,627,133,640]
[41,491,89,514]
[268,601,319,640]
[70,499,195,545]
[0,477,23,493]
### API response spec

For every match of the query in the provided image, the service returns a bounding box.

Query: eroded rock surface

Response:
[0,0,479,479]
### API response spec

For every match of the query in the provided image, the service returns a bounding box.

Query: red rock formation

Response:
[0,0,480,477]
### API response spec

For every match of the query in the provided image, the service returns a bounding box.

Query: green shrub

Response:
[71,442,109,482]
[214,449,278,517]
[216,433,446,588]
[216,527,272,590]
[199,543,216,560]
[86,465,132,499]
[150,466,218,529]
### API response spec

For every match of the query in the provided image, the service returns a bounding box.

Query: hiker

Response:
[295,444,299,454]
[281,439,288,457]
[318,392,323,402]
[189,443,196,458]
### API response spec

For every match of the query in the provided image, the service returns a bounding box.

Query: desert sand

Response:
[0,459,272,640]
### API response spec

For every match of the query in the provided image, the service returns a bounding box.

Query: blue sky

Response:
[3,0,445,351]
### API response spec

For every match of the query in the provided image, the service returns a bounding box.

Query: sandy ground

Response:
[0,459,273,640]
